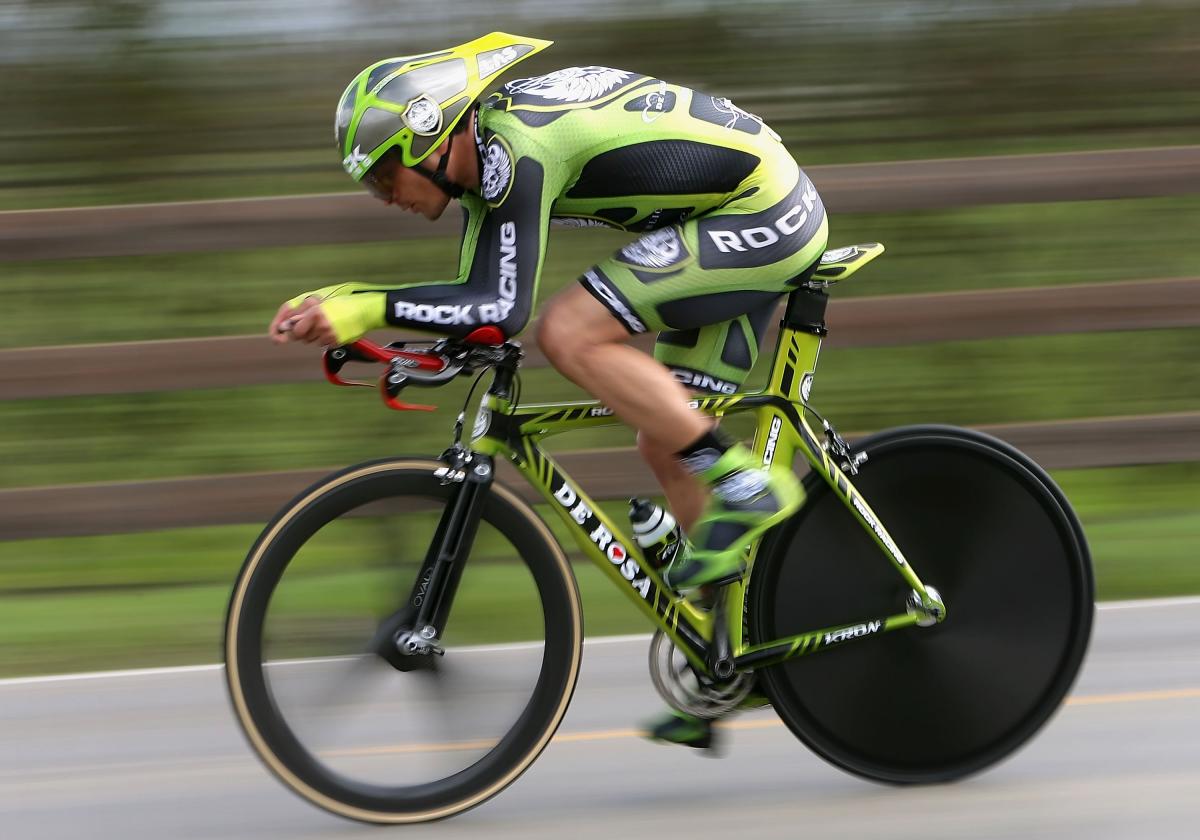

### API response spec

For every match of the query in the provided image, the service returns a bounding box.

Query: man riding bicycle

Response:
[270,32,829,749]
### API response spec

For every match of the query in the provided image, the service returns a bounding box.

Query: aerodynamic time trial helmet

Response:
[335,32,552,197]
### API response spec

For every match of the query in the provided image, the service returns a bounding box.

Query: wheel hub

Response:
[905,585,945,627]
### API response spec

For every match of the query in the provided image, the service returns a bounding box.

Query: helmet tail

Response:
[337,33,554,179]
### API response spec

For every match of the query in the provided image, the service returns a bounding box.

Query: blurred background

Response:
[1,0,1198,676]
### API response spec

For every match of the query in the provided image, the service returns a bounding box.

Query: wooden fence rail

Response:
[3,277,1196,401]
[3,146,1198,262]
[0,412,1196,541]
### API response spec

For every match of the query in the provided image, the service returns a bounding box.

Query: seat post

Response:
[766,285,829,403]
[781,285,829,337]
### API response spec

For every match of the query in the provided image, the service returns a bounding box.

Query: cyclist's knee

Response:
[536,288,626,368]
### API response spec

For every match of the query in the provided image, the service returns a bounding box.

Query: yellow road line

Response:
[325,738,498,757]
[320,686,1200,759]
[557,728,644,743]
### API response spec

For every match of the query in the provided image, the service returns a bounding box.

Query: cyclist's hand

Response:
[270,296,335,346]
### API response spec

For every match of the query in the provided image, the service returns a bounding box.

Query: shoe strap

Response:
[697,443,758,484]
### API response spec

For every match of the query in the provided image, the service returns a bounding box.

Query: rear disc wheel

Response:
[750,426,1093,783]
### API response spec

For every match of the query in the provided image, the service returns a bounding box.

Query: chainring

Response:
[647,630,753,719]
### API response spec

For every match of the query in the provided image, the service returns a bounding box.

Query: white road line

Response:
[1093,595,1200,611]
[1,597,1196,688]
[0,662,221,686]
[0,634,654,687]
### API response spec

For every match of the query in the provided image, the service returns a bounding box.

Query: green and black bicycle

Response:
[224,242,1094,823]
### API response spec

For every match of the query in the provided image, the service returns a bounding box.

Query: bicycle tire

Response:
[749,425,1094,784]
[224,458,583,823]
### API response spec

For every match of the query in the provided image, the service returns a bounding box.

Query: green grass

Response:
[0,559,647,677]
[7,130,1200,211]
[2,327,1196,490]
[0,462,1194,677]
[829,197,1200,299]
[4,195,1200,350]
[813,328,1200,430]
[1054,464,1200,600]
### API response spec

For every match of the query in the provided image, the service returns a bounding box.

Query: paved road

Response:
[2,599,1198,839]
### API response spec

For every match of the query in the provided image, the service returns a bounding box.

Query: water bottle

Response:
[628,498,683,569]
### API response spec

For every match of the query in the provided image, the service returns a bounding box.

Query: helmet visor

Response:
[360,148,403,201]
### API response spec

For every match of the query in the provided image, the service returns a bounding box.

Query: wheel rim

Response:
[226,465,581,820]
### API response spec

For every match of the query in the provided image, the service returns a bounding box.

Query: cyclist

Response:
[270,32,829,750]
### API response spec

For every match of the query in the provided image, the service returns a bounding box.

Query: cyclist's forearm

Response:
[382,279,532,337]
[286,278,533,343]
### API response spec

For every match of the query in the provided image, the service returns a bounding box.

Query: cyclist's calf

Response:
[637,431,706,532]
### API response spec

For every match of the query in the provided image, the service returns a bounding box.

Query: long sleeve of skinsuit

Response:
[292,120,563,344]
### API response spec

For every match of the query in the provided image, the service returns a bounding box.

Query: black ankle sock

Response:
[675,427,735,475]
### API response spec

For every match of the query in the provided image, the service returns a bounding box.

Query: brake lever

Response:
[380,374,436,412]
[322,346,376,387]
[379,354,466,411]
[379,357,436,412]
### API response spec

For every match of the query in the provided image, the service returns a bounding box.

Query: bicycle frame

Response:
[462,284,946,677]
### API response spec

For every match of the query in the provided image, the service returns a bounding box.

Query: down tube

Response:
[512,441,713,669]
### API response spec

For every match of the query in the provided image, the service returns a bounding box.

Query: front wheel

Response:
[224,459,583,823]
[749,426,1094,783]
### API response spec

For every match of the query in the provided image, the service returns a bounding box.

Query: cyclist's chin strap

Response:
[413,134,465,199]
